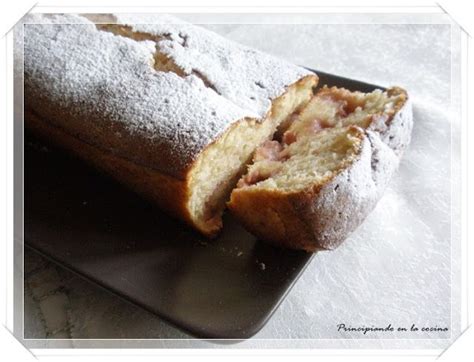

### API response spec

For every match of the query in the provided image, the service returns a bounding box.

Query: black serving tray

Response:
[24,70,384,339]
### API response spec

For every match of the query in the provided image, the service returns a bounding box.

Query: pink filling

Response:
[282,118,330,146]
[282,130,297,145]
[254,140,284,162]
[320,94,350,117]
[237,168,279,188]
[237,141,286,188]
[238,91,366,188]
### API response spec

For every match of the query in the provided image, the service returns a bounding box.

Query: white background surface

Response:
[23,15,460,349]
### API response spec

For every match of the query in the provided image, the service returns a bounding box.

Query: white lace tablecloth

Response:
[24,14,460,349]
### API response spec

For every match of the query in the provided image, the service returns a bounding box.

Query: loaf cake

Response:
[228,86,412,251]
[20,13,317,236]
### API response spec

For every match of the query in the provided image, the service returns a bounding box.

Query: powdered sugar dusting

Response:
[113,13,312,116]
[22,13,311,177]
[22,14,246,176]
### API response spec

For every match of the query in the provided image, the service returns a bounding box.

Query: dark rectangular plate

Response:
[24,70,384,339]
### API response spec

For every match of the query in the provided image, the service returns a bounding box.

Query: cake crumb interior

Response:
[237,86,404,192]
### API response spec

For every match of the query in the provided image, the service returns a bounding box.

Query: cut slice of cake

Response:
[228,86,413,251]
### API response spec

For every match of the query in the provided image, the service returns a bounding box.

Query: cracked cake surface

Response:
[22,13,312,178]
[110,13,312,116]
